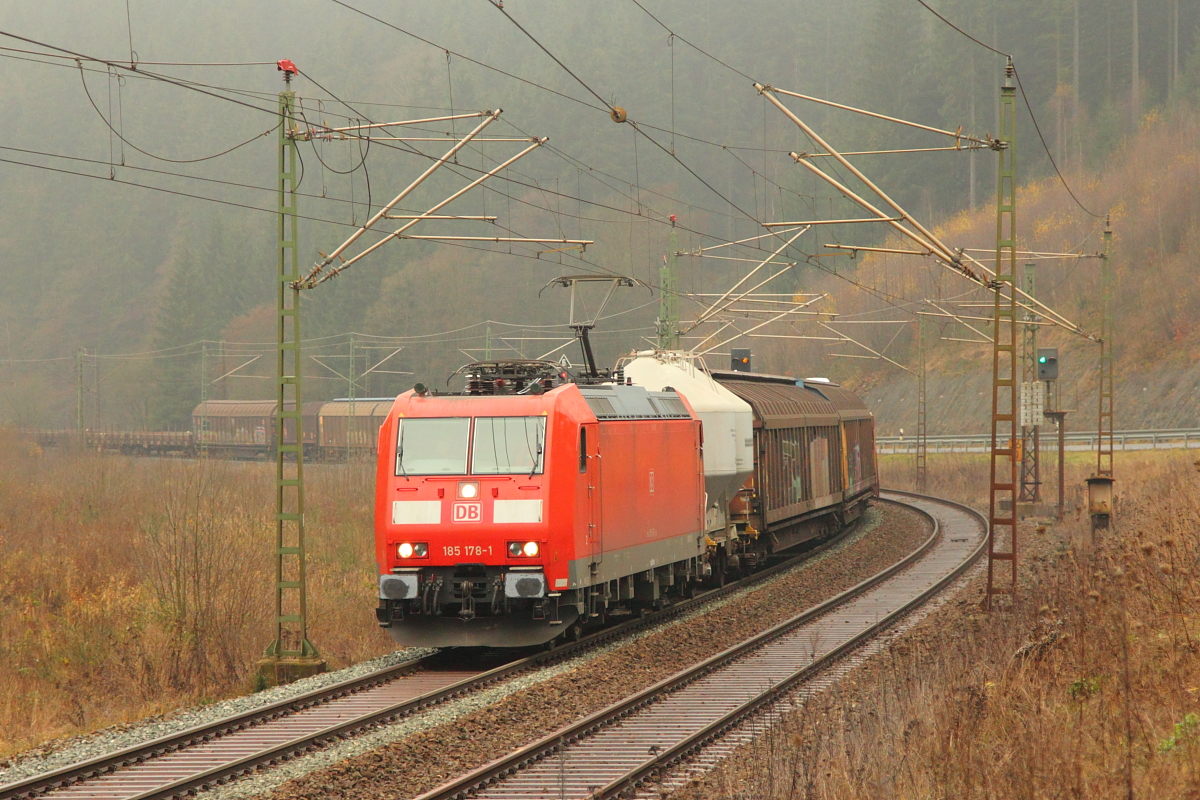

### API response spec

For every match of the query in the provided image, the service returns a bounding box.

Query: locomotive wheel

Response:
[568,621,585,642]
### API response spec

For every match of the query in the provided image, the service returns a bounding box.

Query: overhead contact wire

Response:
[325,0,607,113]
[77,62,276,164]
[0,29,281,117]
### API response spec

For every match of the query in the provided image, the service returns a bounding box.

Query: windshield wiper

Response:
[397,424,409,480]
[528,432,543,479]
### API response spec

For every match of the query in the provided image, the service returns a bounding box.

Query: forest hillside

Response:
[791,108,1200,435]
[0,0,1195,429]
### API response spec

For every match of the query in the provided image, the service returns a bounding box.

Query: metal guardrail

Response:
[876,427,1200,454]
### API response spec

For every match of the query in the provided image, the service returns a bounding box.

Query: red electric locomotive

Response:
[374,370,706,647]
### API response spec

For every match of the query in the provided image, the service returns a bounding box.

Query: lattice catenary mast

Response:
[916,315,927,493]
[985,58,1019,609]
[261,68,320,679]
[1018,263,1040,503]
[656,215,681,350]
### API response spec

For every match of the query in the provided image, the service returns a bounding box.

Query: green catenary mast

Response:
[200,343,208,460]
[656,215,681,350]
[261,62,324,683]
[1097,219,1114,479]
[347,332,355,464]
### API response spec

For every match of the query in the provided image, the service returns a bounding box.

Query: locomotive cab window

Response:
[579,427,587,473]
[472,417,545,475]
[396,418,470,476]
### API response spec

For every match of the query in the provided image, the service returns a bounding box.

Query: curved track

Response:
[0,516,861,800]
[412,491,986,800]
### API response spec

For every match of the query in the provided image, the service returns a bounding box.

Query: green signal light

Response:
[1038,356,1047,363]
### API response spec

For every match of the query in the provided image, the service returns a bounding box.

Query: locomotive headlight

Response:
[397,542,428,559]
[458,481,480,499]
[507,541,540,558]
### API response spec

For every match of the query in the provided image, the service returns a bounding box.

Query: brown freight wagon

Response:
[710,371,878,554]
[192,400,320,458]
[315,399,394,459]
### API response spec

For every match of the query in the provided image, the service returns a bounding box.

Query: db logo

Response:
[452,502,482,523]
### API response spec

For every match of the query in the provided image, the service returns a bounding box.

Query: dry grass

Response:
[680,450,1200,799]
[0,430,392,758]
[878,448,1102,513]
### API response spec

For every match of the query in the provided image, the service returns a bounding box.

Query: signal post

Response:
[1087,219,1115,534]
[1038,348,1065,521]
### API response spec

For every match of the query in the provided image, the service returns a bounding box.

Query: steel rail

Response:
[0,655,435,800]
[413,492,985,800]
[602,491,987,799]
[0,510,867,800]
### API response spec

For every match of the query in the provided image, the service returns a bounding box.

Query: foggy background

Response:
[0,0,1192,427]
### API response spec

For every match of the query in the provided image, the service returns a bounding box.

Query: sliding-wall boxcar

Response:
[191,401,312,458]
[711,370,877,555]
[191,398,396,459]
[316,399,395,456]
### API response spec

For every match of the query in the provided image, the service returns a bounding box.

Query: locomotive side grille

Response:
[585,396,617,416]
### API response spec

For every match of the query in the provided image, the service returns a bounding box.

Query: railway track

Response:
[412,490,986,800]
[0,513,865,800]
